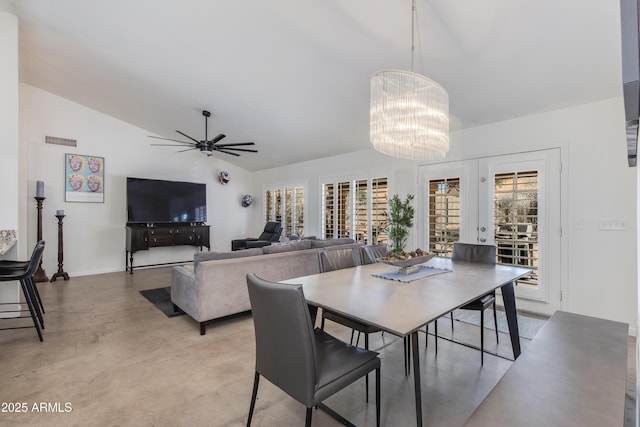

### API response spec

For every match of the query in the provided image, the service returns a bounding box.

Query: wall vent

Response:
[45,136,77,147]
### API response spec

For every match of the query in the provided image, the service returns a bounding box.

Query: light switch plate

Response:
[599,219,627,231]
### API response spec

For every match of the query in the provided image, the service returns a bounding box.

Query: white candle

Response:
[56,210,64,216]
[36,181,44,197]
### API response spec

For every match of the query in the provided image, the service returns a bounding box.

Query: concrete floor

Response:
[0,266,610,426]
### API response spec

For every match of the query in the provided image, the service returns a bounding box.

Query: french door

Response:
[418,149,561,314]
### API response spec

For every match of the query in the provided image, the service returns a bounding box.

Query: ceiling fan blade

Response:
[151,143,197,147]
[148,135,194,145]
[216,142,255,147]
[175,130,201,144]
[216,147,258,153]
[211,133,226,144]
[215,148,241,157]
[177,147,199,153]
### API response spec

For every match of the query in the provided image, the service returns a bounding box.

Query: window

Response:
[265,186,304,237]
[322,177,388,244]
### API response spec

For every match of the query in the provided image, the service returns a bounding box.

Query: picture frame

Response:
[65,153,105,203]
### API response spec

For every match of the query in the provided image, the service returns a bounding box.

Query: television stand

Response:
[125,223,210,274]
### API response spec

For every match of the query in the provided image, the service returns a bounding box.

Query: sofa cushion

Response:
[194,248,263,263]
[262,239,312,254]
[310,237,356,248]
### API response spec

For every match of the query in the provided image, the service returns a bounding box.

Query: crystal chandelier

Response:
[370,1,449,160]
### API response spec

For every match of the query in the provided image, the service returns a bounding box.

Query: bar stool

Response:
[0,241,46,315]
[0,240,46,341]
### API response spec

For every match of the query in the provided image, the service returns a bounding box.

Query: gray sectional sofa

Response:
[171,238,361,335]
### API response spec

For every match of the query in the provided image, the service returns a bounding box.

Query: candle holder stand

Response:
[50,214,69,282]
[33,196,49,282]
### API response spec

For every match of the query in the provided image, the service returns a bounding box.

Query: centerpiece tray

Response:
[378,254,436,274]
[378,253,436,269]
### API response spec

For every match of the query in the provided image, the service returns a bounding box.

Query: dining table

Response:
[281,256,532,427]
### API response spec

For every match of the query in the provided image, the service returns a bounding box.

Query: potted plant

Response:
[387,193,415,257]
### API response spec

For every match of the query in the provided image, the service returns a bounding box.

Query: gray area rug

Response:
[139,287,184,318]
[452,309,546,340]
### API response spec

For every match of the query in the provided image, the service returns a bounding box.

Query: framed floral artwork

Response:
[65,153,104,203]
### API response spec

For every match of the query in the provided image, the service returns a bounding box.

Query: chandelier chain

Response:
[411,0,416,71]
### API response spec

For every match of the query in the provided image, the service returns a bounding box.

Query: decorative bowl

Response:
[377,253,436,267]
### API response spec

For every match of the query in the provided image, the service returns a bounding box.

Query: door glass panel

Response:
[428,178,460,257]
[494,171,538,286]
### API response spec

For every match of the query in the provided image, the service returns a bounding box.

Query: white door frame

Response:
[417,148,563,315]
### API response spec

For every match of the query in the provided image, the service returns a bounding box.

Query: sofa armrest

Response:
[171,266,201,321]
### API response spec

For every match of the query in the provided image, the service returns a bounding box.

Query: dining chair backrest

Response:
[246,273,318,407]
[451,242,496,265]
[320,246,362,272]
[362,244,388,265]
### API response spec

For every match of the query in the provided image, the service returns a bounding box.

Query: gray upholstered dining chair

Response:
[362,244,388,265]
[319,245,363,271]
[447,242,498,365]
[319,245,384,394]
[246,273,381,427]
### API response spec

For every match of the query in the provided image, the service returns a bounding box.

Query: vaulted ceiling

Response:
[0,0,624,171]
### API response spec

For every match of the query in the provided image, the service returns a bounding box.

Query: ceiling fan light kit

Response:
[149,110,258,157]
[370,0,450,161]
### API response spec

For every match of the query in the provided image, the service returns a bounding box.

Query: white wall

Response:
[253,97,637,328]
[15,80,638,328]
[20,84,254,275]
[0,13,19,247]
[0,12,20,310]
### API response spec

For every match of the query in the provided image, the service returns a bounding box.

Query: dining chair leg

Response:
[247,372,260,427]
[434,320,438,355]
[425,324,428,348]
[24,279,44,329]
[19,280,43,342]
[493,302,499,343]
[376,366,381,427]
[305,407,313,427]
[28,276,45,314]
[480,309,485,365]
[450,311,454,329]
[404,336,411,376]
[365,333,370,402]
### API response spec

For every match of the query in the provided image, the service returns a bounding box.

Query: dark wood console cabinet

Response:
[125,223,210,273]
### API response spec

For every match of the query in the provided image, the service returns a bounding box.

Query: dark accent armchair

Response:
[231,221,283,251]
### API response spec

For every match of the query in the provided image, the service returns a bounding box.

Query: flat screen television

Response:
[126,177,207,224]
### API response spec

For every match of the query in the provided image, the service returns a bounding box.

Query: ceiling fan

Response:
[149,110,258,157]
